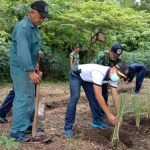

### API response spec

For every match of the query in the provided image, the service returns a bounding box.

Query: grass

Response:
[132,95,142,128]
[111,94,127,147]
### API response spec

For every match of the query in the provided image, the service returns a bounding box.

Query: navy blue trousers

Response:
[0,88,14,118]
[128,63,147,93]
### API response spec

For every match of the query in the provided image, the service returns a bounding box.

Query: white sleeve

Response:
[109,81,117,88]
[91,70,104,86]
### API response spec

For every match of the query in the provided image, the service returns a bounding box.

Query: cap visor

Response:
[113,52,119,58]
[39,12,51,18]
[118,71,126,79]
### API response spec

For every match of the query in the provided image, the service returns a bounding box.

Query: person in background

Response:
[64,63,129,138]
[0,89,14,123]
[70,46,80,69]
[0,52,43,123]
[91,44,123,116]
[9,1,50,142]
[125,63,147,94]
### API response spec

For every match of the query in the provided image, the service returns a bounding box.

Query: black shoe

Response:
[0,117,8,123]
[24,125,45,134]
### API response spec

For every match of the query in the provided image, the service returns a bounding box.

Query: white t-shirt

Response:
[78,64,117,88]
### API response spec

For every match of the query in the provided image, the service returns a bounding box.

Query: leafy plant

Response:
[0,134,20,150]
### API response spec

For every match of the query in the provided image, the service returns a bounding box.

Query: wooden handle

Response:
[32,71,42,138]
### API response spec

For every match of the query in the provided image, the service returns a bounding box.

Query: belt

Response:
[73,69,81,75]
[72,65,81,75]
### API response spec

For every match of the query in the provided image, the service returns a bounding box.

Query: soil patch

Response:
[0,79,150,149]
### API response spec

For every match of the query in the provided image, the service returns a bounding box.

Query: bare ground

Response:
[0,78,150,150]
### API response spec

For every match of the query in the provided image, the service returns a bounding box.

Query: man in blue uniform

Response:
[0,52,43,123]
[126,63,147,94]
[9,1,50,142]
[64,63,129,138]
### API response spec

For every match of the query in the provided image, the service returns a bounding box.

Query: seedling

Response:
[132,95,142,128]
[0,134,19,150]
[111,94,127,147]
[146,92,150,118]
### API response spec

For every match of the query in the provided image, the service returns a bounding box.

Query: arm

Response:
[127,66,135,82]
[93,84,117,125]
[70,56,73,69]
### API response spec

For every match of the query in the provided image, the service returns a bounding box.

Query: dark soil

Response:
[0,79,150,150]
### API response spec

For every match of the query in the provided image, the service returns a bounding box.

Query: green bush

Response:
[0,43,11,82]
[40,44,70,81]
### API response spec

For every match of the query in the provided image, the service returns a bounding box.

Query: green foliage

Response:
[0,44,11,82]
[40,44,70,80]
[0,134,20,150]
[1,0,150,80]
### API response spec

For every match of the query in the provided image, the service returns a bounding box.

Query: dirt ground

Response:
[0,78,150,150]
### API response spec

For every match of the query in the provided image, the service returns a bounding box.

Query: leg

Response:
[102,83,108,104]
[10,68,35,141]
[82,82,109,129]
[0,88,14,122]
[101,83,108,115]
[82,82,102,121]
[64,71,82,137]
[135,66,147,94]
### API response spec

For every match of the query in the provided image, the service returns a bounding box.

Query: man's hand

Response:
[39,51,43,57]
[28,71,41,84]
[107,113,118,126]
[107,84,111,90]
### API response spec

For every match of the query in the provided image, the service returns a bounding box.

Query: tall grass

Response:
[132,95,142,128]
[146,92,150,118]
[111,94,127,147]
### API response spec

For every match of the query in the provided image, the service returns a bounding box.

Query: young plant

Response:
[132,95,142,128]
[146,92,150,118]
[111,94,127,147]
[0,134,20,150]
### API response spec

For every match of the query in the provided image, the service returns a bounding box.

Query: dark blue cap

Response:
[31,1,50,18]
[111,44,123,58]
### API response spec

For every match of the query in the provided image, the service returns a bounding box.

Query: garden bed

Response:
[0,79,150,150]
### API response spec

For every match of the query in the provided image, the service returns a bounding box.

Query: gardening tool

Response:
[31,58,54,143]
[32,58,43,138]
[32,71,42,138]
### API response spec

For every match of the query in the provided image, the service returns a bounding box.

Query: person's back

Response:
[95,50,121,67]
[129,63,146,73]
[127,63,147,94]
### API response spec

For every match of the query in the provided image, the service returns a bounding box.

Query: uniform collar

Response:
[24,16,36,28]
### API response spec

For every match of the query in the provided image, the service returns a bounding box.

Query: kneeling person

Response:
[64,63,129,138]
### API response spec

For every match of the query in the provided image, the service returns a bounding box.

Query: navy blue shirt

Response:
[127,63,147,82]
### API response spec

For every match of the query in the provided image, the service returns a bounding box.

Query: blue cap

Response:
[111,44,123,58]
